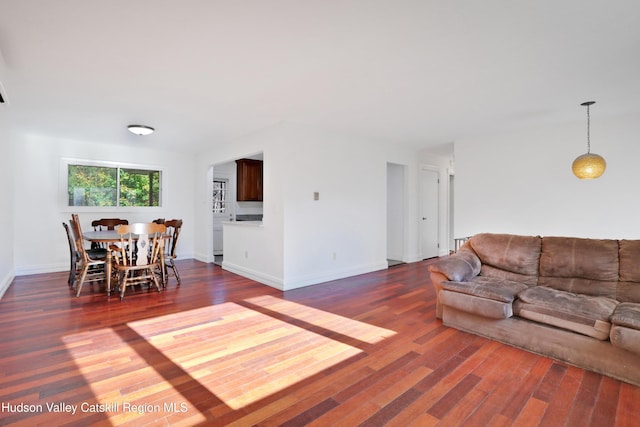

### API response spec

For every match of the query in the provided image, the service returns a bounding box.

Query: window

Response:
[68,165,117,206]
[67,162,162,207]
[119,168,161,207]
[212,179,228,213]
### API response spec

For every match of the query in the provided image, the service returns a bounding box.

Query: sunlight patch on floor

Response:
[244,295,397,344]
[63,298,395,422]
[62,327,208,425]
[127,303,363,410]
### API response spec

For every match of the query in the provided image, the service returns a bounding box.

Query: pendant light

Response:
[572,101,606,179]
[127,125,155,136]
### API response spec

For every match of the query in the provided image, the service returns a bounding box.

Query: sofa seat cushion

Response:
[441,277,529,303]
[514,286,618,340]
[440,290,514,319]
[611,303,640,329]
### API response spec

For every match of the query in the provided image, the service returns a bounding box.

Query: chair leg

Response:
[69,269,76,289]
[163,263,168,288]
[151,270,161,292]
[68,257,76,287]
[170,259,181,285]
[75,265,89,297]
[120,273,129,300]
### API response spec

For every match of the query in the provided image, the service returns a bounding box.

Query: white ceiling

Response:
[1,0,639,154]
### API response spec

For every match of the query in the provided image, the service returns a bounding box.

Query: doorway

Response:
[420,166,440,259]
[213,178,230,259]
[212,164,235,266]
[209,152,264,266]
[387,163,405,266]
[448,171,455,253]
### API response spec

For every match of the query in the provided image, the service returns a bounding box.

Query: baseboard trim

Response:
[221,261,284,290]
[282,262,389,291]
[221,261,390,292]
[14,263,68,276]
[16,252,200,277]
[193,253,212,263]
[0,269,15,300]
[403,253,424,263]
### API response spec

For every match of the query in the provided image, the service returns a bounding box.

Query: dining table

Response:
[82,230,167,296]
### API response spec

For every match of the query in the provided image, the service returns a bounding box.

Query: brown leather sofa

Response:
[428,233,640,386]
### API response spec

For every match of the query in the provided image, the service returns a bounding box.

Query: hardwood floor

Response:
[0,259,638,426]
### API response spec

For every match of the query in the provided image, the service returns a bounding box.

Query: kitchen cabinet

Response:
[236,159,263,201]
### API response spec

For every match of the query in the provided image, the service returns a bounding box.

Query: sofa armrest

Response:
[428,248,481,319]
[428,248,481,282]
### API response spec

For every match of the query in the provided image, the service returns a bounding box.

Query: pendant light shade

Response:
[572,101,605,179]
[128,124,155,136]
[572,152,606,179]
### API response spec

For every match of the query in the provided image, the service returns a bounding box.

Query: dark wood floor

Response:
[0,259,638,426]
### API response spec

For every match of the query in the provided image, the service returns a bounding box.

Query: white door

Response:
[420,167,440,259]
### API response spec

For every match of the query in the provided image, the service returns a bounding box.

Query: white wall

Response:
[278,125,389,288]
[0,57,15,296]
[6,119,442,292]
[13,135,196,275]
[195,122,428,290]
[0,131,15,297]
[455,113,640,239]
[195,124,285,283]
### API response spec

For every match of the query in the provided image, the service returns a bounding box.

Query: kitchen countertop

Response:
[223,220,263,227]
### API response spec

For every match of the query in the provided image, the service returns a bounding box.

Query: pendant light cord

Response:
[586,104,591,154]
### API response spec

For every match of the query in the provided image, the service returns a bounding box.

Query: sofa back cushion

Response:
[618,240,640,303]
[469,233,541,286]
[539,237,619,298]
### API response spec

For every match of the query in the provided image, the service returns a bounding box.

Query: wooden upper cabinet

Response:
[236,159,263,201]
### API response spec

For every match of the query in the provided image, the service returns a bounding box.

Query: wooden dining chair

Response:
[91,218,129,250]
[62,222,79,288]
[91,218,129,230]
[110,222,166,300]
[161,219,183,286]
[63,221,107,289]
[70,214,108,297]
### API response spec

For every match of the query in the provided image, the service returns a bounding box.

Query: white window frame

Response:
[60,158,166,213]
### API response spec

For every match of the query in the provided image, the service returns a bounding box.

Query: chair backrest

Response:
[70,214,90,263]
[164,219,183,258]
[152,218,165,224]
[117,223,166,266]
[62,221,78,263]
[92,218,129,231]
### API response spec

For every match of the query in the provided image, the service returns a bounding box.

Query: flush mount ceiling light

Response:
[572,101,606,179]
[127,125,155,136]
[0,79,8,104]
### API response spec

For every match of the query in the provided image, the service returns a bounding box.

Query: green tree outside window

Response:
[68,164,161,207]
[120,169,160,207]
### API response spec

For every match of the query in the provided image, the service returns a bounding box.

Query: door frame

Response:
[419,164,441,259]
[212,167,235,257]
[447,167,455,254]
[386,162,406,264]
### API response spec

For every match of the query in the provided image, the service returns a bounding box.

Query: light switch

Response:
[313,192,319,201]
